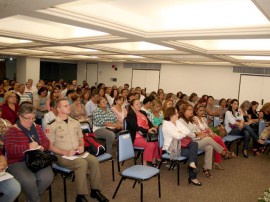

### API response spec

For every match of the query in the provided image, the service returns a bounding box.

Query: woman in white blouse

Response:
[194,104,236,170]
[224,99,264,158]
[179,103,226,179]
[162,107,202,186]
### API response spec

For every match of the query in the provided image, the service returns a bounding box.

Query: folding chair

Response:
[112,132,161,202]
[258,120,270,154]
[124,118,144,164]
[157,125,188,185]
[223,135,244,156]
[51,163,74,202]
[80,121,115,181]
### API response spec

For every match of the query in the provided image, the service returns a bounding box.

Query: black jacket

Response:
[126,109,153,143]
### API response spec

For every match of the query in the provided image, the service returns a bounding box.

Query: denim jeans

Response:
[0,177,21,202]
[181,141,198,180]
[228,124,259,150]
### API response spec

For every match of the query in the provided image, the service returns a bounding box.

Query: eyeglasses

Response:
[21,115,36,121]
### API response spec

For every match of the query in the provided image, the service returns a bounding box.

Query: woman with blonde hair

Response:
[162,99,173,114]
[1,91,19,124]
[148,99,163,127]
[259,102,270,123]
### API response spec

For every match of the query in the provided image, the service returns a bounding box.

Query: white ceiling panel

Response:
[0,0,270,66]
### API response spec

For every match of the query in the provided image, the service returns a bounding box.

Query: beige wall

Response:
[96,62,241,99]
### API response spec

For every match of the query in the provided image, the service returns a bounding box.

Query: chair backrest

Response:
[258,120,266,135]
[158,125,164,149]
[41,118,45,132]
[123,118,127,130]
[118,132,135,162]
[80,121,93,133]
[213,117,221,127]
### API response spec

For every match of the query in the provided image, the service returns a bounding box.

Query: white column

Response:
[77,61,87,85]
[16,57,40,85]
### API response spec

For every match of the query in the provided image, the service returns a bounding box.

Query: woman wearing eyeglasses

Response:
[4,102,54,202]
[1,91,19,124]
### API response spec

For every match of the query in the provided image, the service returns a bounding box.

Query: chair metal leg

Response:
[140,182,143,202]
[168,161,174,170]
[237,140,241,156]
[112,177,123,199]
[111,159,115,181]
[48,185,52,202]
[133,180,137,188]
[158,173,161,198]
[177,163,180,186]
[63,176,67,202]
[158,159,163,169]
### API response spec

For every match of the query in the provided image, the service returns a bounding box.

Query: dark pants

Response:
[229,124,259,150]
[181,141,198,180]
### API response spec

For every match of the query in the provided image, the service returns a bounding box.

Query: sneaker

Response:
[90,190,109,202]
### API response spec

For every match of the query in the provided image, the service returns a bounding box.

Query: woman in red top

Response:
[1,91,19,124]
[4,102,53,202]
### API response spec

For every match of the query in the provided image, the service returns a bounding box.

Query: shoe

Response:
[252,149,262,156]
[224,151,236,160]
[202,168,213,179]
[188,178,202,186]
[213,163,224,170]
[91,190,109,202]
[76,195,88,202]
[242,150,248,158]
[258,139,265,145]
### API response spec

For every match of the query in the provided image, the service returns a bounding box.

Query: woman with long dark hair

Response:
[224,99,264,158]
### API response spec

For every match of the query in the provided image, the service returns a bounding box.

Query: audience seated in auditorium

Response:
[258,102,270,124]
[179,103,227,179]
[162,107,202,186]
[5,102,54,202]
[219,98,227,123]
[162,99,173,114]
[188,93,198,107]
[126,98,161,166]
[33,87,48,120]
[80,90,91,105]
[85,90,99,127]
[148,99,164,127]
[141,96,154,117]
[46,98,108,202]
[0,149,21,202]
[194,104,236,169]
[1,91,19,124]
[92,97,122,154]
[70,94,88,122]
[224,99,265,158]
[17,84,32,105]
[205,96,220,126]
[46,86,62,111]
[111,95,127,126]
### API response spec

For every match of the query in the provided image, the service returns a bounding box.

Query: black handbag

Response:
[25,150,58,173]
[146,132,158,142]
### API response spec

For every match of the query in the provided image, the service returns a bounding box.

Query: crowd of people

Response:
[0,77,269,201]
